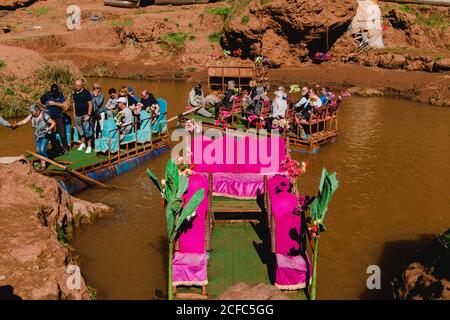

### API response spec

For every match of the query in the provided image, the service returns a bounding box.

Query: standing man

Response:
[40,84,69,155]
[73,79,93,154]
[91,83,105,138]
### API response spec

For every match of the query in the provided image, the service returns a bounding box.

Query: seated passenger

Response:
[187,84,212,117]
[105,88,118,119]
[140,89,160,119]
[116,97,133,136]
[295,87,310,115]
[272,89,288,119]
[215,80,236,119]
[320,87,331,106]
[245,80,257,106]
[205,91,221,108]
[127,87,139,105]
[119,86,136,109]
[247,86,266,115]
[309,94,323,116]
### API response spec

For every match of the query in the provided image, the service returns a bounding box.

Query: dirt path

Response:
[0,160,113,300]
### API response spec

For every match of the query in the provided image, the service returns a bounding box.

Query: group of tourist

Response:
[2,79,160,170]
[186,80,342,134]
[0,77,344,170]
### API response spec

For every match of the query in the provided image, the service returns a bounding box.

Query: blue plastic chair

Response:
[152,98,167,133]
[137,110,152,143]
[95,118,119,153]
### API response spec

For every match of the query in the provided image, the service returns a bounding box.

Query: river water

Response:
[1,79,449,299]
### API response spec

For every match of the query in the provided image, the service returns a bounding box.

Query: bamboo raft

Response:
[177,64,339,152]
[174,192,308,300]
[26,112,170,194]
[146,133,338,300]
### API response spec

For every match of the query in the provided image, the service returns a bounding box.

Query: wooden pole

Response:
[26,150,119,190]
[310,237,319,300]
[167,106,203,124]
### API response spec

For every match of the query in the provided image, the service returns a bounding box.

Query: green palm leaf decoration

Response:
[177,174,189,199]
[310,167,339,300]
[171,188,205,241]
[146,161,205,300]
[146,168,163,193]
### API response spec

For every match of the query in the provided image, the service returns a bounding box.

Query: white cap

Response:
[117,97,128,105]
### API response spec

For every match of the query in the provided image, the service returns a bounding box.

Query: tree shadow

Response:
[359,234,436,300]
[0,285,22,300]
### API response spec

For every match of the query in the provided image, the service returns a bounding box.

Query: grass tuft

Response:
[111,19,134,27]
[159,32,193,52]
[208,32,222,43]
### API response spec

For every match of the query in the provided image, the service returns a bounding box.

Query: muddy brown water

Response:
[1,79,449,299]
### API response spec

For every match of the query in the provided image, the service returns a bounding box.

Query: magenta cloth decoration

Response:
[173,174,209,287]
[274,254,310,290]
[269,176,311,290]
[196,172,275,199]
[191,135,286,174]
[172,252,208,286]
[178,174,209,253]
[267,174,290,195]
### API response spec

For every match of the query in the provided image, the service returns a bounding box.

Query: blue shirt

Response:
[320,94,328,105]
[40,92,66,118]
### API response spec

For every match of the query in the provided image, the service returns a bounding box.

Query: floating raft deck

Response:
[27,135,169,194]
[175,197,307,300]
[178,113,338,151]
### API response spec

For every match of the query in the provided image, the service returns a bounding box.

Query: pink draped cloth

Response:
[190,135,286,198]
[268,176,312,290]
[173,174,209,286]
[191,135,286,174]
[196,172,273,199]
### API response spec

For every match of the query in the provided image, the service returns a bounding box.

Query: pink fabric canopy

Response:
[191,134,286,174]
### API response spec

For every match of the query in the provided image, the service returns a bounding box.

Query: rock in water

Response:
[0,161,113,300]
[217,282,291,300]
[393,229,450,300]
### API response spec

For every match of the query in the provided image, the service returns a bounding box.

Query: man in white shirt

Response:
[272,89,287,119]
[117,97,133,135]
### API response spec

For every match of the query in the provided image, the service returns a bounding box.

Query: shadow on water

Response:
[359,234,436,300]
[0,285,22,300]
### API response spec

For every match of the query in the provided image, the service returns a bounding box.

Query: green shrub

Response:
[0,63,78,118]
[31,7,50,16]
[208,32,222,43]
[56,224,68,245]
[111,19,134,27]
[398,4,411,13]
[205,7,232,20]
[33,63,77,98]
[241,15,249,24]
[0,59,5,70]
[159,32,192,51]
[174,70,185,78]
